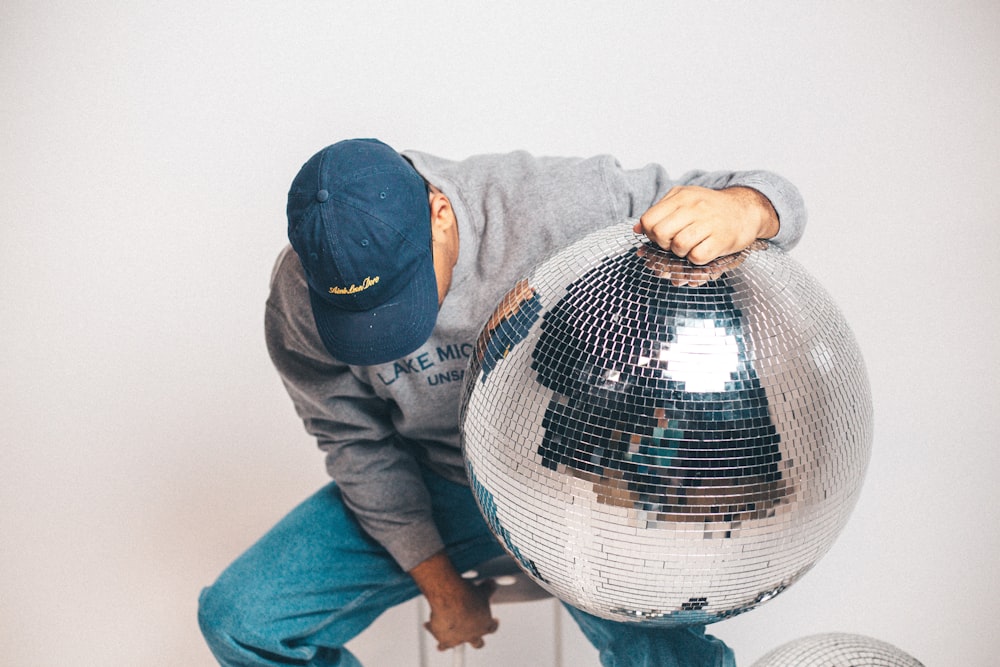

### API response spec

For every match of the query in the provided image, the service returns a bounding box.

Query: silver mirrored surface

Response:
[752,633,924,666]
[460,223,873,625]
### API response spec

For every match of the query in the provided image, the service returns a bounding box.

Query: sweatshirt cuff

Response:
[383,518,447,573]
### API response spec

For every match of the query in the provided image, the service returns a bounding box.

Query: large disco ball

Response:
[752,633,924,666]
[459,222,873,625]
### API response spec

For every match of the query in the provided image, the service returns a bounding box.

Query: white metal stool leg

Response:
[417,596,429,667]
[416,554,562,667]
[451,643,466,667]
[552,596,563,667]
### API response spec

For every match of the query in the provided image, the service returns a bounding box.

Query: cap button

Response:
[316,189,329,203]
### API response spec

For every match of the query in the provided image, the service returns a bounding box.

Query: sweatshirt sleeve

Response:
[676,169,808,250]
[264,247,444,571]
[617,162,808,250]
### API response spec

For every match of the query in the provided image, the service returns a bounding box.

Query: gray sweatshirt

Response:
[265,149,807,571]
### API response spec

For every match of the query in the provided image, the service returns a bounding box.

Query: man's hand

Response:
[633,186,779,265]
[423,578,498,651]
[411,552,500,651]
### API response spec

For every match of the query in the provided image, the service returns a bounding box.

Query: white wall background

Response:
[2,2,997,665]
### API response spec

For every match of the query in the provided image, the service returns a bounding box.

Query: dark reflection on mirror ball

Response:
[460,223,873,625]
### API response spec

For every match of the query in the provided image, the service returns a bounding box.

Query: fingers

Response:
[431,619,499,651]
[423,574,503,652]
[636,185,759,265]
[438,638,487,651]
[636,218,718,266]
[466,619,499,649]
[681,233,726,266]
[638,195,716,263]
[635,187,695,248]
[671,224,716,264]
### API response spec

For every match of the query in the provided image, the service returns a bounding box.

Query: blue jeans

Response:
[198,467,735,667]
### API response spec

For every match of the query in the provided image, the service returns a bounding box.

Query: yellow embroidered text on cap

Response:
[329,275,380,295]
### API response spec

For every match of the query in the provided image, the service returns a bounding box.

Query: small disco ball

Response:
[752,633,925,666]
[459,222,873,625]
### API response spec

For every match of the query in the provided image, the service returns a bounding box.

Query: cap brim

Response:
[308,256,439,366]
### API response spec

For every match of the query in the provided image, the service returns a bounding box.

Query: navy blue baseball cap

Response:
[286,138,437,366]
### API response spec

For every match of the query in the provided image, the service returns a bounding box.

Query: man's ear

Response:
[428,190,456,237]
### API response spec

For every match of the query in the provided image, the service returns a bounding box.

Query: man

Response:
[198,138,806,666]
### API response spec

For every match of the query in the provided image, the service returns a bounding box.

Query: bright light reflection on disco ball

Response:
[752,633,924,666]
[459,222,873,625]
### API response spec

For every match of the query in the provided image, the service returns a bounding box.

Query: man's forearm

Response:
[410,550,467,604]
